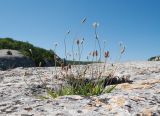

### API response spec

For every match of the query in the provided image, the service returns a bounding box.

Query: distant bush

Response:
[148,56,160,61]
[6,50,12,55]
[0,38,62,66]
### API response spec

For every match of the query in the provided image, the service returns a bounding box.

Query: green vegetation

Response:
[148,56,160,61]
[0,38,61,66]
[46,77,117,98]
[0,38,94,67]
[66,60,93,65]
[6,50,12,55]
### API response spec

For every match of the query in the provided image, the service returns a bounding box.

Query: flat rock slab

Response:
[0,49,35,70]
[0,61,160,116]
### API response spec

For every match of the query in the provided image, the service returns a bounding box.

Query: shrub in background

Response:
[6,50,12,55]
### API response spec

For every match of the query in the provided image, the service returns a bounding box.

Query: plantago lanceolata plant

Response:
[24,17,128,99]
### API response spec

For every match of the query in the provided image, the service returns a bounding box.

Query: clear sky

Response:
[0,0,160,61]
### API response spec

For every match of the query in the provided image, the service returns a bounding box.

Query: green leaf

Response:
[104,85,117,93]
[47,89,58,98]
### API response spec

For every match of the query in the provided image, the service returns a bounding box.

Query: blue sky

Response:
[0,0,160,61]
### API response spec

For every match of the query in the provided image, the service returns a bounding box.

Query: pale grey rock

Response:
[0,49,35,70]
[0,61,160,115]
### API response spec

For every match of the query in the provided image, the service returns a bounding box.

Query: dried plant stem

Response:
[94,28,102,62]
[23,72,31,89]
[29,50,45,85]
[102,41,106,58]
[54,56,57,76]
[94,28,102,76]
[77,44,81,65]
[102,58,108,75]
[91,54,95,77]
[80,42,84,57]
[53,45,58,77]
[64,35,67,60]
[36,68,45,85]
[72,38,75,63]
[71,35,79,74]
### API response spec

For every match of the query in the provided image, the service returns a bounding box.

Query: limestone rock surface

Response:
[0,61,160,116]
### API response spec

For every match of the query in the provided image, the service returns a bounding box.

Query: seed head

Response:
[66,30,70,35]
[104,51,109,58]
[81,17,87,24]
[95,34,99,40]
[119,41,123,47]
[93,22,99,29]
[76,39,80,45]
[54,42,58,47]
[92,51,95,57]
[121,46,125,54]
[95,50,98,56]
[119,42,125,54]
[53,42,58,53]
[81,38,84,44]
